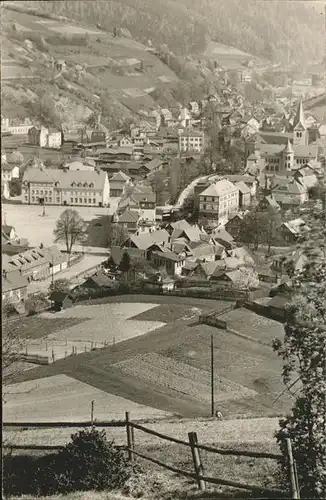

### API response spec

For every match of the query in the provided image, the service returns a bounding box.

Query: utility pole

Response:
[211,335,215,417]
[52,254,54,285]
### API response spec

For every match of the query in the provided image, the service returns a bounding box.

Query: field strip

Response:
[22,303,166,362]
[3,374,172,423]
[3,415,280,448]
[114,353,257,404]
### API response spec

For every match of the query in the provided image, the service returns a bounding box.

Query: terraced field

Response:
[114,353,257,404]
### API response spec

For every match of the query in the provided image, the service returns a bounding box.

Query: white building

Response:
[178,129,204,153]
[178,107,192,128]
[22,168,110,207]
[28,126,62,149]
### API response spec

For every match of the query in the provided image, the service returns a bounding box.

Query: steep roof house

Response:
[2,225,17,240]
[49,291,73,311]
[124,229,170,251]
[117,210,140,233]
[80,270,114,289]
[224,214,244,238]
[277,218,308,244]
[2,269,29,303]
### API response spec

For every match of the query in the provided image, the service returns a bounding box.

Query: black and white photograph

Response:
[2,0,326,498]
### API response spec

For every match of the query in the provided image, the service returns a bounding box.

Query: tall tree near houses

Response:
[149,172,165,206]
[272,206,326,498]
[204,102,222,169]
[119,251,131,283]
[53,209,87,260]
[107,222,129,248]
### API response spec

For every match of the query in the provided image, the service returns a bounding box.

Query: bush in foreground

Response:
[3,428,133,496]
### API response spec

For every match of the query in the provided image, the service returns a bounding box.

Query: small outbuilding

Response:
[49,291,73,311]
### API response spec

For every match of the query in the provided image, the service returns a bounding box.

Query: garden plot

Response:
[114,353,257,404]
[3,374,172,423]
[20,303,165,363]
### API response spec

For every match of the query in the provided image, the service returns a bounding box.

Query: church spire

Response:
[293,98,306,130]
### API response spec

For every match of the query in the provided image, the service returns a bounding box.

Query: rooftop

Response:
[22,168,108,189]
[200,179,238,198]
[2,269,29,292]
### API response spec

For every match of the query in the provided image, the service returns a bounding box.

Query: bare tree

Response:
[53,209,87,260]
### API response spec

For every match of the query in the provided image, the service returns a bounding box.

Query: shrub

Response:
[3,428,133,496]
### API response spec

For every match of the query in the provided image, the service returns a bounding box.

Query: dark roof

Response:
[118,210,139,224]
[49,291,71,302]
[83,271,113,288]
[152,250,183,262]
[2,225,15,237]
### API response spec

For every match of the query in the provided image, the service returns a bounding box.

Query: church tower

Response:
[282,138,294,171]
[292,98,308,146]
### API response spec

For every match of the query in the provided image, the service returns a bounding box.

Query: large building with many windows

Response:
[198,179,239,225]
[22,168,110,207]
[178,129,205,153]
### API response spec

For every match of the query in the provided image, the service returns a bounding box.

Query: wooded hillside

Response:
[18,0,324,62]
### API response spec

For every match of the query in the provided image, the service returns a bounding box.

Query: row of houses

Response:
[105,215,310,289]
[2,244,69,304]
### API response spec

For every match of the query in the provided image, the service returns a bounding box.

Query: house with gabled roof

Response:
[117,209,140,233]
[109,170,131,197]
[224,214,244,238]
[151,250,185,276]
[2,225,17,240]
[211,227,235,250]
[277,218,308,244]
[199,179,239,225]
[80,270,114,290]
[272,178,308,208]
[124,229,170,252]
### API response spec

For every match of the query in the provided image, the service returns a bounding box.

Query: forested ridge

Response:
[12,0,324,62]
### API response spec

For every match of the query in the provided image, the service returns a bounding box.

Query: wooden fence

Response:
[3,413,290,497]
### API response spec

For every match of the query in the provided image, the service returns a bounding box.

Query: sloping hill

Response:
[15,0,325,63]
[1,6,185,129]
[304,93,326,122]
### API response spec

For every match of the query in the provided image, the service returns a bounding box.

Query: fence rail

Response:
[3,413,288,496]
[3,420,125,428]
[128,448,285,496]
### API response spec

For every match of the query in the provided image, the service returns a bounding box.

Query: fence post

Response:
[91,400,95,427]
[125,412,134,462]
[293,460,300,499]
[188,432,205,491]
[286,438,299,499]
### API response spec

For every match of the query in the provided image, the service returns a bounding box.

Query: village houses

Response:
[28,126,62,149]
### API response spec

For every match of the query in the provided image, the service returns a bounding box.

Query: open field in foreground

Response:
[3,374,172,422]
[7,296,291,418]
